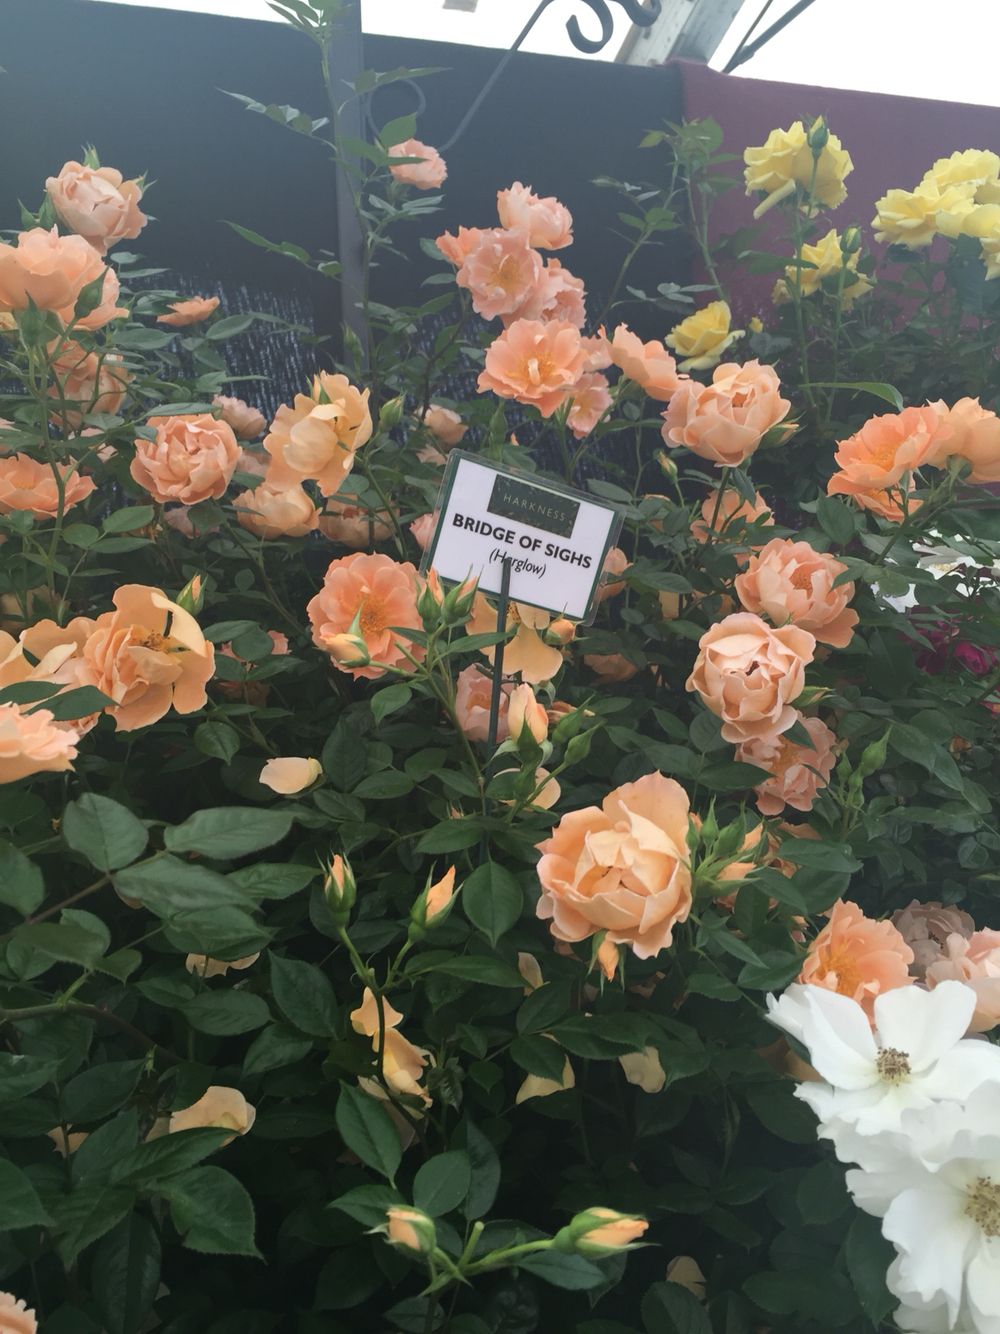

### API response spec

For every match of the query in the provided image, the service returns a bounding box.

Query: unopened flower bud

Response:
[383,1206,437,1255]
[507,683,548,747]
[325,853,356,923]
[326,610,372,668]
[563,728,594,766]
[748,315,764,334]
[175,573,205,614]
[655,450,678,481]
[545,617,576,647]
[417,570,445,626]
[553,1208,648,1256]
[409,865,457,937]
[441,575,478,625]
[840,225,862,256]
[378,395,404,431]
[807,116,829,153]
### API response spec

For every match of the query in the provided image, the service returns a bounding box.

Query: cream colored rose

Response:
[46,160,147,255]
[184,953,260,979]
[259,756,322,794]
[168,1086,256,1145]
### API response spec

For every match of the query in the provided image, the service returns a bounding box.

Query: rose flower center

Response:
[966,1177,1000,1237]
[358,597,387,637]
[875,1047,911,1084]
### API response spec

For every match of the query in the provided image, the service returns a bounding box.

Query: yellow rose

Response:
[665,300,743,372]
[772,229,872,307]
[921,149,1000,196]
[872,182,975,249]
[743,119,853,218]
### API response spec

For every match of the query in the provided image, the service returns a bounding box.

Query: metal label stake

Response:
[486,556,513,752]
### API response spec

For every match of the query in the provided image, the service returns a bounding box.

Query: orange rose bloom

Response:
[0,702,79,783]
[609,324,683,402]
[157,296,220,327]
[691,487,774,553]
[734,537,859,648]
[467,594,565,684]
[477,319,587,418]
[350,987,431,1104]
[388,139,447,190]
[567,372,612,439]
[662,360,791,468]
[213,394,267,440]
[0,1292,37,1334]
[536,771,693,959]
[827,406,943,498]
[45,160,147,255]
[80,584,215,731]
[49,342,130,428]
[686,611,815,744]
[455,663,510,742]
[595,547,629,603]
[737,714,838,816]
[131,413,240,505]
[497,181,573,249]
[435,225,484,267]
[320,499,392,548]
[235,482,320,539]
[419,404,467,448]
[510,257,585,328]
[264,371,372,497]
[928,396,1000,484]
[0,227,124,329]
[799,899,914,1022]
[307,552,425,680]
[0,453,95,519]
[583,652,639,682]
[456,227,544,322]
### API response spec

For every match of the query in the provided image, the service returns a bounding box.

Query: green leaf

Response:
[62,794,149,871]
[456,1119,500,1221]
[34,686,114,721]
[796,1160,849,1224]
[510,1035,569,1082]
[699,761,770,791]
[641,1281,713,1333]
[182,991,271,1035]
[72,1112,140,1186]
[353,770,414,800]
[321,723,368,791]
[0,1156,54,1228]
[194,722,241,763]
[462,862,522,946]
[518,1251,606,1290]
[269,952,338,1037]
[417,955,525,988]
[810,379,903,410]
[52,1184,136,1266]
[160,1166,260,1257]
[550,1013,650,1059]
[371,683,412,725]
[205,313,256,341]
[111,1129,231,1185]
[890,723,965,793]
[815,494,856,546]
[60,1061,144,1124]
[0,1054,58,1102]
[413,1151,471,1217]
[242,1024,314,1076]
[845,1211,896,1324]
[329,1183,403,1228]
[744,1082,819,1144]
[17,917,109,968]
[416,819,482,853]
[114,856,248,915]
[0,840,44,914]
[776,838,861,873]
[224,221,311,265]
[102,505,155,534]
[335,1084,402,1184]
[228,862,317,901]
[92,1212,162,1334]
[516,982,573,1035]
[165,807,293,859]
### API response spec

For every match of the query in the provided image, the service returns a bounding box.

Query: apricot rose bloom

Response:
[387,139,447,190]
[131,413,240,505]
[0,227,124,329]
[307,552,425,681]
[799,899,914,1022]
[259,756,322,794]
[350,988,431,1104]
[928,396,1000,484]
[826,406,943,500]
[50,342,131,427]
[737,715,838,816]
[662,360,791,468]
[665,300,743,371]
[79,584,215,731]
[264,371,372,497]
[0,453,95,519]
[744,119,853,217]
[926,930,1000,1032]
[686,612,815,745]
[168,1086,256,1144]
[455,663,510,742]
[609,324,682,401]
[0,702,79,783]
[734,538,858,648]
[690,487,773,549]
[456,227,543,322]
[0,1292,37,1334]
[46,160,147,255]
[321,500,393,548]
[235,482,320,539]
[512,256,586,328]
[213,394,267,440]
[535,772,692,959]
[157,295,220,327]
[419,404,467,448]
[477,319,587,418]
[566,372,611,439]
[497,181,573,249]
[467,595,564,684]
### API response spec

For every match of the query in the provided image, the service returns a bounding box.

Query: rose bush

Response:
[0,12,999,1334]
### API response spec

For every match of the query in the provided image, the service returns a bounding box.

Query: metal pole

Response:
[486,557,513,752]
[324,0,368,352]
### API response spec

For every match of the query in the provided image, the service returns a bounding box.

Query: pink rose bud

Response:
[507,683,548,746]
[553,1208,649,1256]
[325,853,356,922]
[384,1206,437,1255]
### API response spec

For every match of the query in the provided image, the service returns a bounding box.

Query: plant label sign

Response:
[423,452,623,622]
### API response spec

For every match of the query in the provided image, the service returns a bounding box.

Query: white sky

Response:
[87,0,1000,107]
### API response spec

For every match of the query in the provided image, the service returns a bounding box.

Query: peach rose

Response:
[236,482,320,539]
[0,453,95,519]
[928,396,1000,483]
[0,702,79,783]
[467,595,564,684]
[350,987,431,1103]
[425,866,456,923]
[511,257,586,329]
[507,682,548,744]
[408,512,437,552]
[497,181,573,249]
[388,139,447,190]
[185,953,260,979]
[596,547,629,603]
[686,612,815,745]
[308,552,425,680]
[3,616,98,731]
[455,663,510,742]
[456,227,543,322]
[419,404,467,448]
[536,771,692,958]
[0,1292,37,1334]
[737,715,838,816]
[691,487,774,553]
[583,652,639,683]
[49,341,130,427]
[0,227,124,328]
[259,756,322,794]
[46,160,147,255]
[213,394,267,440]
[435,225,484,267]
[157,296,220,327]
[385,1206,435,1254]
[827,406,943,497]
[320,499,393,548]
[264,371,372,497]
[571,1209,649,1253]
[662,360,791,468]
[131,413,240,505]
[734,538,858,648]
[168,1086,256,1144]
[609,324,683,402]
[799,899,914,1022]
[477,319,586,418]
[926,929,1000,1032]
[567,372,611,439]
[80,584,215,731]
